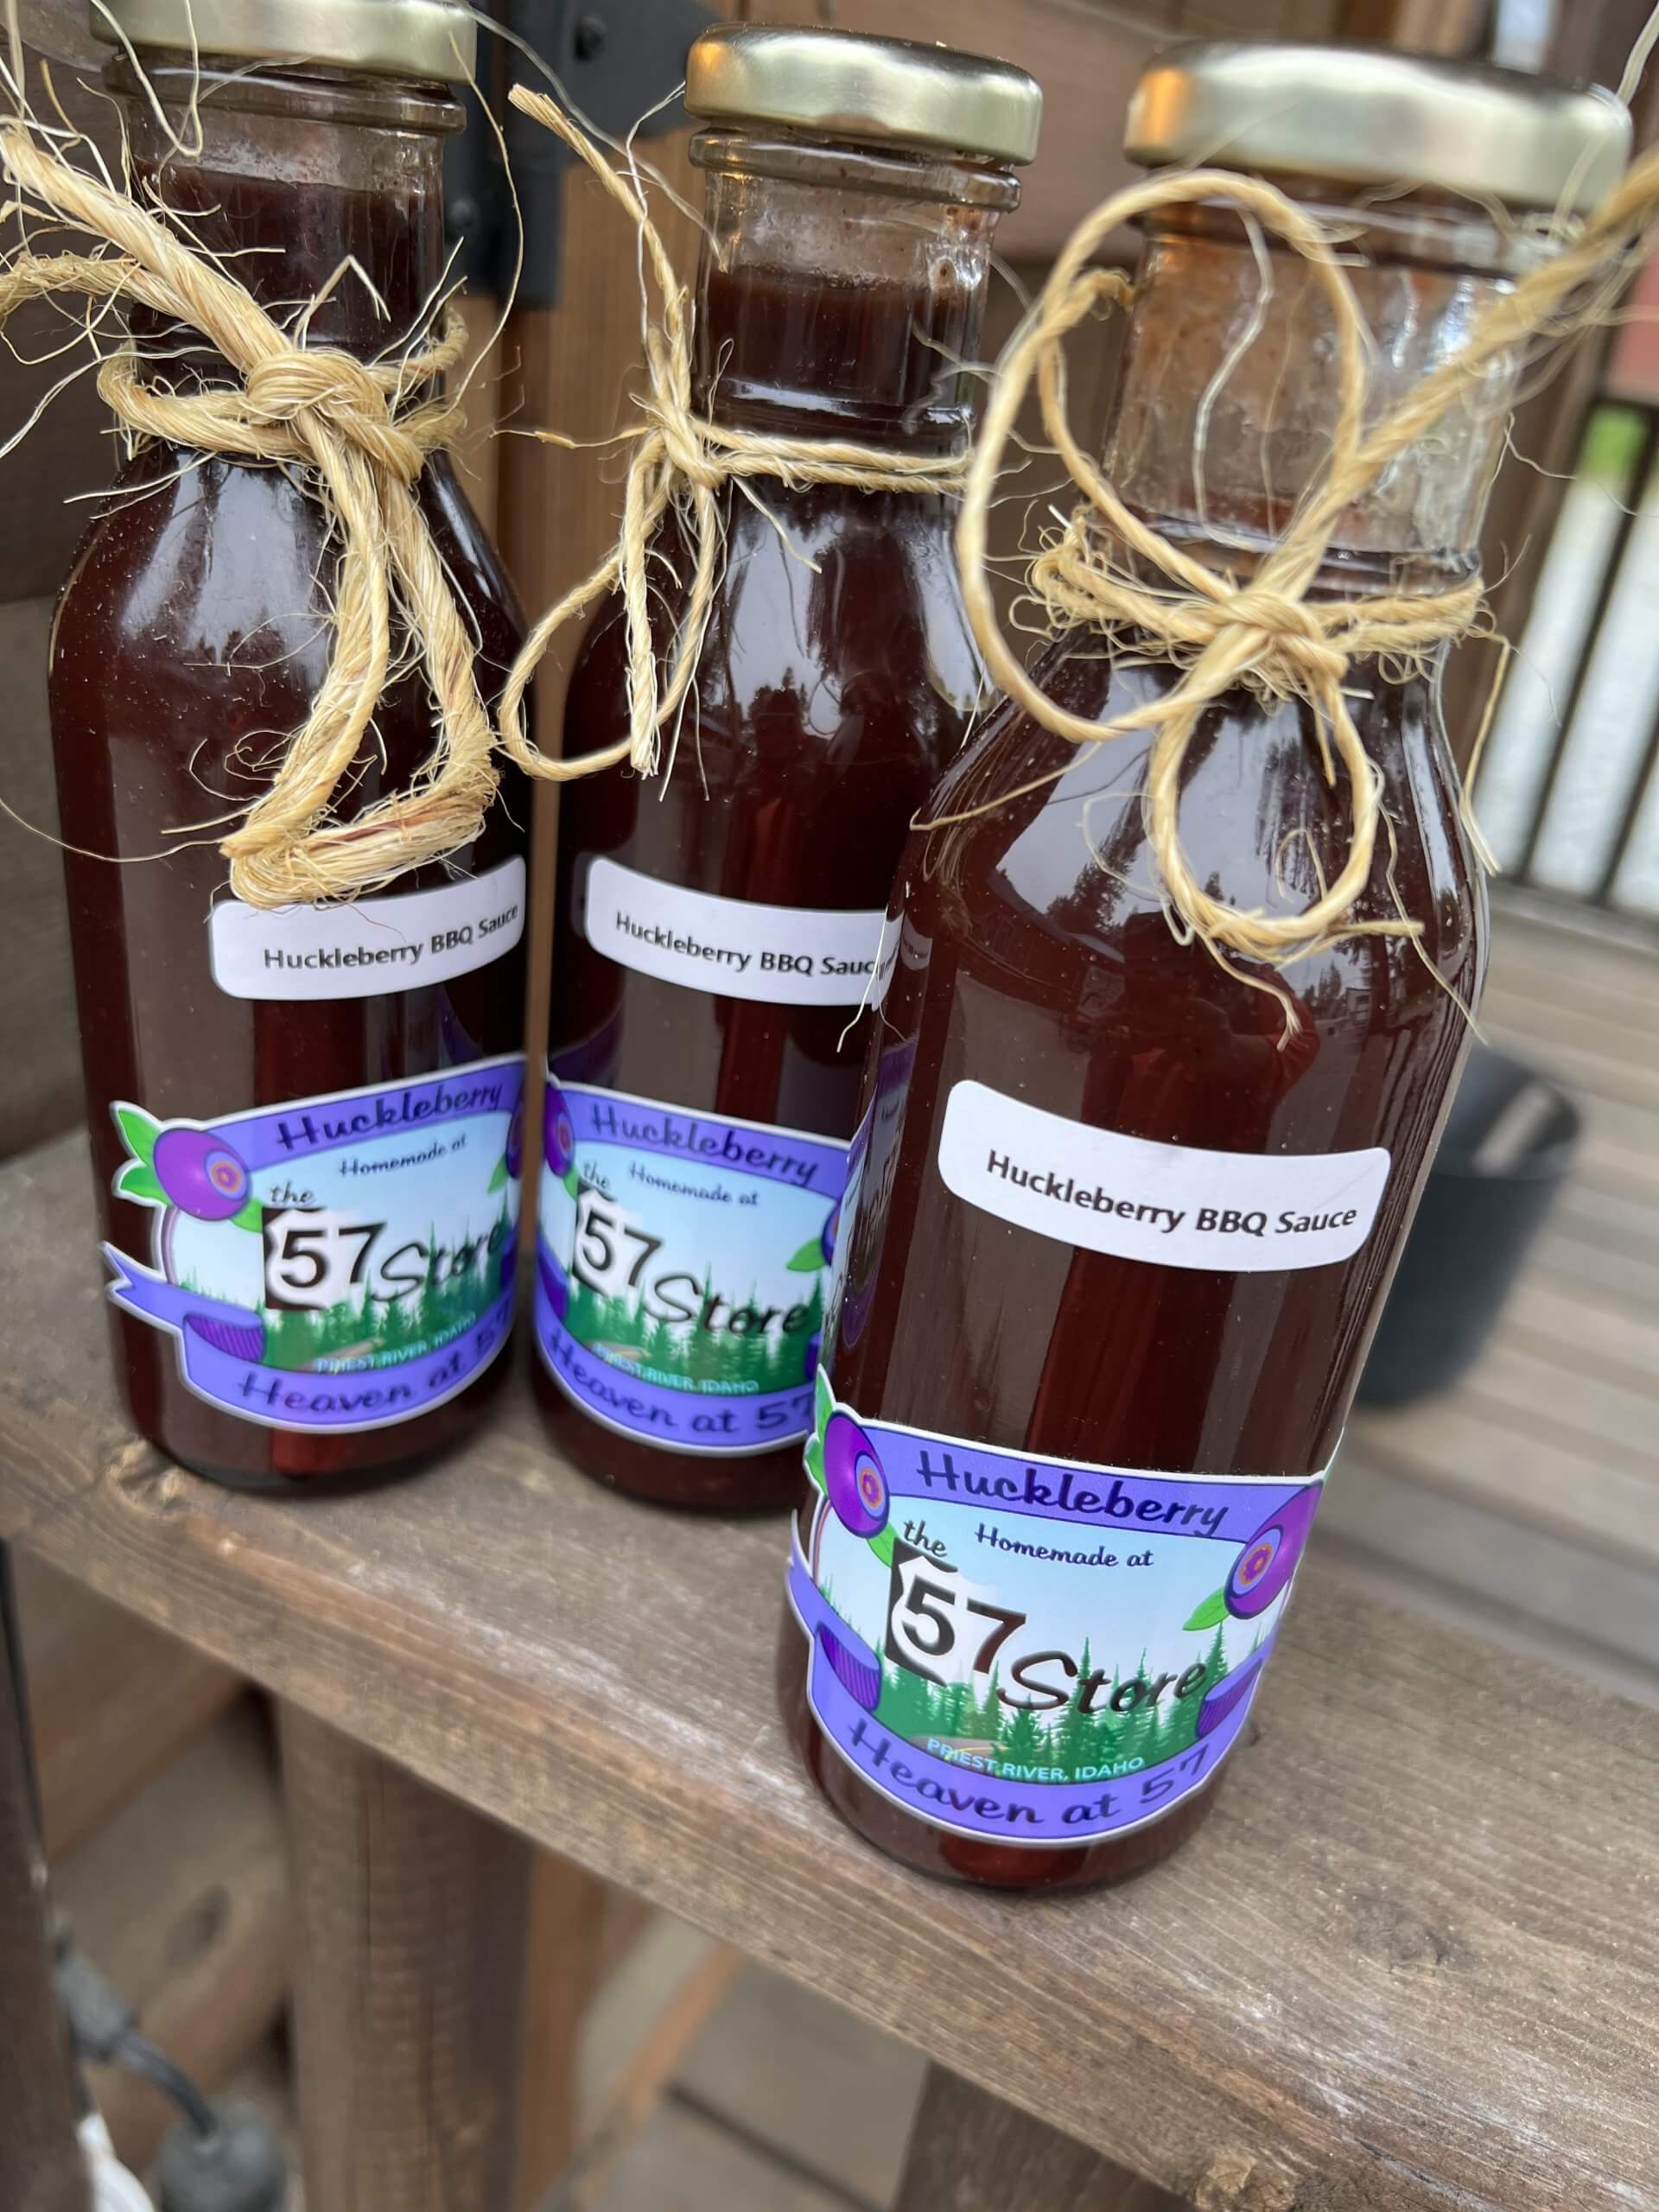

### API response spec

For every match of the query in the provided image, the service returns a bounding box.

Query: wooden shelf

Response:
[3,1133,1658,2212]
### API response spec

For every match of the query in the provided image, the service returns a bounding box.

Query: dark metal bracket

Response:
[448,0,715,308]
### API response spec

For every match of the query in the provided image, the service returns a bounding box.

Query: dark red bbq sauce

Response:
[780,600,1484,1890]
[51,71,528,1491]
[536,260,988,1509]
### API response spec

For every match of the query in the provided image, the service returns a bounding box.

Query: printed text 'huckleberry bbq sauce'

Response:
[780,45,1630,1885]
[534,28,1042,1509]
[51,0,529,1491]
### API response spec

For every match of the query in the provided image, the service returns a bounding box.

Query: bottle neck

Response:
[690,131,1015,452]
[1105,192,1534,592]
[114,57,460,363]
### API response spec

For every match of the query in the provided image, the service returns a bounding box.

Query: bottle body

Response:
[781,182,1516,1885]
[50,62,529,1491]
[781,648,1484,1887]
[534,134,1012,1508]
[537,478,977,1509]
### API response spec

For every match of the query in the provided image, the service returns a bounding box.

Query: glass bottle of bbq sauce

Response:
[533,29,1043,1510]
[781,44,1630,1888]
[50,0,530,1493]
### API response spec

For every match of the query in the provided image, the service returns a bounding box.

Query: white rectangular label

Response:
[209,857,526,1001]
[583,855,889,1007]
[937,1080,1390,1274]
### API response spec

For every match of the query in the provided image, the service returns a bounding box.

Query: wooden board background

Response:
[3,1125,1658,2212]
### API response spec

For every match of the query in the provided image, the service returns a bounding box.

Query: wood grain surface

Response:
[3,1110,1658,2209]
[588,2096,851,2212]
[894,2068,1183,2212]
[676,1962,928,2204]
[1340,904,1659,1572]
[280,1707,534,2212]
[13,1550,239,1859]
[515,1850,612,2209]
[0,1555,91,2212]
[58,1702,287,2169]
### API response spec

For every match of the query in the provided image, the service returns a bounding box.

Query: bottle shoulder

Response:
[904,639,1482,1042]
[48,445,528,885]
[51,447,523,727]
[555,486,990,928]
[53,448,331,685]
[565,484,985,785]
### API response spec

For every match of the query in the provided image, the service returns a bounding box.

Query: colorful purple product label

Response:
[105,1056,524,1431]
[535,1080,848,1455]
[789,1374,1325,1843]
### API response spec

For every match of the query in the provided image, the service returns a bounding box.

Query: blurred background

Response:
[1,0,1655,2206]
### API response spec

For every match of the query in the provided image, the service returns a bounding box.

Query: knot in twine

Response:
[957,158,1659,980]
[0,121,488,909]
[498,88,972,786]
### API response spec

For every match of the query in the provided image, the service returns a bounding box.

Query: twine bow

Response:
[957,155,1659,978]
[0,120,492,909]
[498,87,972,785]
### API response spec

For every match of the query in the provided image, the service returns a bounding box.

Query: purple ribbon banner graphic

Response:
[106,1251,515,1429]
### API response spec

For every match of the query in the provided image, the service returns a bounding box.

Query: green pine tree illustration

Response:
[1052,1640,1097,1776]
[999,1703,1048,1768]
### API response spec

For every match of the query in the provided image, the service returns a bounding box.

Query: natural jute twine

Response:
[497,88,973,785]
[957,152,1659,978]
[0,119,493,910]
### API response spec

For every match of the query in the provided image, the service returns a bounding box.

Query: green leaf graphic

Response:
[785,1236,823,1273]
[1183,1586,1228,1632]
[563,1166,580,1198]
[231,1196,264,1233]
[804,1436,825,1493]
[113,1103,161,1167]
[114,1160,165,1205]
[814,1365,835,1433]
[487,1155,509,1193]
[869,1527,897,1568]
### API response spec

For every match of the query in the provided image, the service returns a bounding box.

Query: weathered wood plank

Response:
[1570,1123,1659,1212]
[1316,1470,1659,1687]
[13,1550,241,1859]
[57,1701,288,2170]
[281,1708,533,2212]
[1457,1338,1659,1469]
[676,1966,926,2206]
[1506,951,1659,1030]
[1350,1395,1659,1567]
[580,1915,728,2134]
[0,1554,91,2212]
[1497,1274,1659,1402]
[515,1853,612,2209]
[1551,1178,1659,1276]
[551,1942,741,2210]
[1479,1009,1659,1118]
[595,1891,654,1986]
[1533,1214,1659,1311]
[590,2097,849,2212]
[1486,904,1659,1018]
[3,1136,1659,2211]
[1479,973,1659,1066]
[893,2068,1182,2212]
